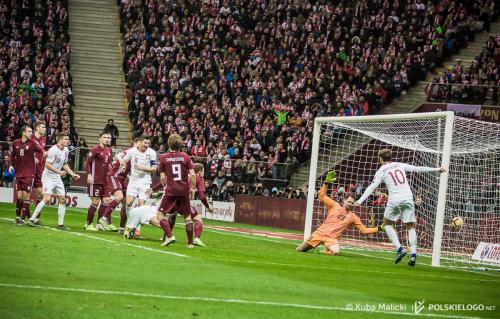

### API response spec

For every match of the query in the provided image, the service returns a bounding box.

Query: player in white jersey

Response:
[356,149,445,266]
[29,133,80,229]
[117,135,157,212]
[123,190,162,239]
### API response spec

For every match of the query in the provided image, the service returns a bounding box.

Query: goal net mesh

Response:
[308,115,500,269]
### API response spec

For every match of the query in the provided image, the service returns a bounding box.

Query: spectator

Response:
[104,119,120,147]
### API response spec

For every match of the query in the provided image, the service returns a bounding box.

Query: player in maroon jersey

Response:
[157,134,196,247]
[84,132,113,231]
[31,120,48,223]
[9,126,44,224]
[99,139,139,232]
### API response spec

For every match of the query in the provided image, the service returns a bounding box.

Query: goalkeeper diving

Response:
[296,170,384,255]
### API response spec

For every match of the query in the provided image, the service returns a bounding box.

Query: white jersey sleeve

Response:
[43,146,69,179]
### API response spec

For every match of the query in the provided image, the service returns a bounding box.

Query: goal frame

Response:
[304,111,455,267]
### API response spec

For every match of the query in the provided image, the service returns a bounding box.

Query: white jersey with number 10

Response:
[359,162,441,204]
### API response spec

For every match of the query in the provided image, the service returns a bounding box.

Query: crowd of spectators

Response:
[426,34,500,104]
[0,0,77,145]
[0,0,78,187]
[120,0,494,194]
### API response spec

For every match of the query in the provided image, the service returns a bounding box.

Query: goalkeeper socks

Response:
[58,204,66,225]
[384,225,402,250]
[30,200,46,221]
[408,228,417,255]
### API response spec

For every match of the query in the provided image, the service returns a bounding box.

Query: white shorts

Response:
[126,182,150,201]
[126,205,156,228]
[42,177,65,196]
[384,200,416,223]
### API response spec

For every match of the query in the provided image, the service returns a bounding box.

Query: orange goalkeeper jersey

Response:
[315,185,378,239]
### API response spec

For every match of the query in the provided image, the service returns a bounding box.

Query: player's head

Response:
[21,125,33,139]
[34,120,46,136]
[56,132,69,147]
[194,162,204,176]
[99,131,112,147]
[342,192,357,210]
[378,149,392,164]
[168,134,184,151]
[137,135,150,151]
[133,137,141,147]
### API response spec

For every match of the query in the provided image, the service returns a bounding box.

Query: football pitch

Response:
[0,203,498,319]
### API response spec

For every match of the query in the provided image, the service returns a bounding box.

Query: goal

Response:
[304,111,500,270]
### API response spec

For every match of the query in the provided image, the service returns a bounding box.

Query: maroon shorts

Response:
[107,175,126,195]
[33,171,43,189]
[87,183,111,198]
[158,196,191,217]
[15,176,34,192]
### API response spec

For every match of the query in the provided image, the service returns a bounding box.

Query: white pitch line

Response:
[0,282,486,319]
[0,217,187,258]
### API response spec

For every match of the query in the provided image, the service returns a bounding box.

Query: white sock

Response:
[384,225,402,250]
[30,201,46,221]
[408,228,417,255]
[58,204,66,225]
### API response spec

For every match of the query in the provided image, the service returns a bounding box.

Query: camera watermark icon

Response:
[413,300,425,314]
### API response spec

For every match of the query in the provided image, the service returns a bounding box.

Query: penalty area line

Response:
[0,217,188,258]
[0,283,484,319]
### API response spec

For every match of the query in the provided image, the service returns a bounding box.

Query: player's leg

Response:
[85,196,100,230]
[97,196,115,231]
[296,233,320,252]
[325,239,341,256]
[157,197,175,246]
[184,215,194,248]
[383,203,406,263]
[192,215,205,246]
[29,193,52,226]
[119,196,127,233]
[402,201,418,266]
[123,206,142,239]
[56,194,68,229]
[103,178,124,228]
[20,190,32,221]
[296,241,314,252]
[133,186,149,237]
[34,173,43,220]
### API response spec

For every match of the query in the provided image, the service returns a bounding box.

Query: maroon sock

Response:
[185,221,194,245]
[15,199,22,218]
[194,220,203,239]
[169,214,177,231]
[104,200,119,223]
[23,201,31,219]
[97,204,107,221]
[119,207,127,228]
[160,219,173,238]
[87,204,97,225]
[20,201,30,220]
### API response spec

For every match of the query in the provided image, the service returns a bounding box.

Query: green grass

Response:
[0,202,498,319]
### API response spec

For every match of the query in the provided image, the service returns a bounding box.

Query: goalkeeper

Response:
[296,170,384,255]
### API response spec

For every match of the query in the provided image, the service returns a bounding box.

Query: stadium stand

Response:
[118,0,495,198]
[426,34,499,104]
[0,0,77,145]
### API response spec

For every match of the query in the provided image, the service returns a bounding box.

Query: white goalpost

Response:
[304,111,500,270]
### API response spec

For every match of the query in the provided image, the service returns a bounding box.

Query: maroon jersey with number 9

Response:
[158,151,194,197]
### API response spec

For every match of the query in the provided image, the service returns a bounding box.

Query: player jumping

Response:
[85,132,113,231]
[297,170,382,255]
[356,149,445,266]
[29,133,80,228]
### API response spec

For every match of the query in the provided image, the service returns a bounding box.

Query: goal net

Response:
[304,112,500,270]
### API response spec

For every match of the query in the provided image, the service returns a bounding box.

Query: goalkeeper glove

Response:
[377,224,385,232]
[325,170,337,184]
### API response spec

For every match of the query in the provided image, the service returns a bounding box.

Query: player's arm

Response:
[197,188,211,211]
[189,168,196,198]
[402,163,445,173]
[353,216,381,235]
[356,173,382,205]
[117,149,131,166]
[62,163,80,180]
[45,161,66,177]
[8,144,15,173]
[85,149,96,183]
[318,170,339,210]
